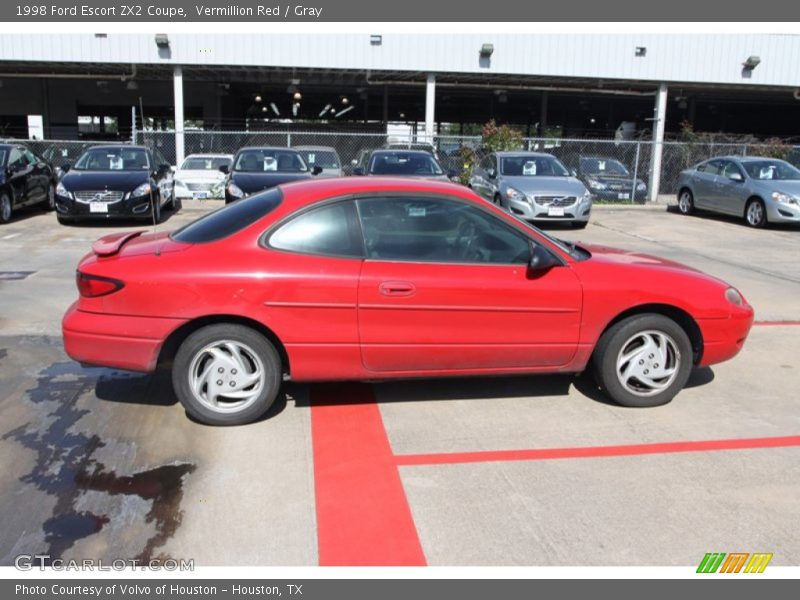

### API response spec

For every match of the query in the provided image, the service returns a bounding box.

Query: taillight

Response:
[76,271,124,298]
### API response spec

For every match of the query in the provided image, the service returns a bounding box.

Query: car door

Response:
[714,160,747,216]
[6,148,32,207]
[693,160,723,210]
[23,148,48,203]
[356,195,582,373]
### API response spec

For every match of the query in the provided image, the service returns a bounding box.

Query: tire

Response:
[0,192,11,224]
[571,221,588,229]
[493,193,502,207]
[172,324,282,425]
[172,197,182,213]
[745,198,767,228]
[677,189,694,215]
[592,313,693,408]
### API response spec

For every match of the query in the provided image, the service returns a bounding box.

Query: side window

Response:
[269,201,363,258]
[357,197,531,265]
[23,149,38,164]
[705,160,724,176]
[490,155,498,171]
[720,161,743,179]
[8,148,25,169]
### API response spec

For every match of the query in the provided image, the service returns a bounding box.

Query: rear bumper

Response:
[62,302,187,372]
[697,307,754,367]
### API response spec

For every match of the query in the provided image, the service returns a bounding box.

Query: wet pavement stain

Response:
[2,359,195,562]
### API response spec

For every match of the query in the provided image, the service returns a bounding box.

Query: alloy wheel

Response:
[615,330,680,397]
[746,201,765,227]
[187,340,266,413]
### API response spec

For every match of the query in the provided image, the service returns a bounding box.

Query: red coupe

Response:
[62,178,754,425]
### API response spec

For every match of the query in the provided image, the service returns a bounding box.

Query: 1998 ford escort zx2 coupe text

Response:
[62,177,754,425]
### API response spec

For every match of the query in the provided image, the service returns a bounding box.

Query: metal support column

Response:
[648,83,668,203]
[424,74,436,143]
[173,65,185,166]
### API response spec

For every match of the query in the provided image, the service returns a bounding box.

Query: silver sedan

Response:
[677,156,800,227]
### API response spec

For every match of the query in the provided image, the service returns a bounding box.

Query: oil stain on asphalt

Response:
[2,356,195,562]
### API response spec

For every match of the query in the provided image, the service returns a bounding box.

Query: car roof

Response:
[237,146,300,153]
[580,156,624,161]
[276,176,473,211]
[494,151,555,158]
[184,153,233,159]
[85,144,149,152]
[370,149,436,157]
[294,145,339,152]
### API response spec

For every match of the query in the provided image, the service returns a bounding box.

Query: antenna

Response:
[139,96,158,233]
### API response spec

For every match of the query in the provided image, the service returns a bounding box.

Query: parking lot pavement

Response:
[0,203,798,566]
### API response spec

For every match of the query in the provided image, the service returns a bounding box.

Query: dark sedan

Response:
[0,143,56,224]
[55,145,175,224]
[352,149,455,181]
[576,157,647,202]
[223,147,321,204]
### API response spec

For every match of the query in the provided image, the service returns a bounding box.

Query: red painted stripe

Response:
[394,435,800,467]
[753,320,800,326]
[310,383,426,566]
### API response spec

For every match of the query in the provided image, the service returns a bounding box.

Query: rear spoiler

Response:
[92,231,144,257]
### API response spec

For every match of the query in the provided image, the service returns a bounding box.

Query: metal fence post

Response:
[131,106,137,144]
[631,142,641,204]
[287,133,292,147]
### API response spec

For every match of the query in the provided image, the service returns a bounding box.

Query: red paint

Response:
[394,435,800,467]
[310,383,426,566]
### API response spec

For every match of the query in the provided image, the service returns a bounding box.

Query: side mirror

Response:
[311,165,323,176]
[487,168,497,179]
[352,167,365,176]
[728,172,744,182]
[218,164,229,174]
[528,243,561,272]
[351,159,358,166]
[61,162,71,173]
[571,169,578,177]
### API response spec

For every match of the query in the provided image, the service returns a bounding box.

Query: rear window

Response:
[171,189,282,243]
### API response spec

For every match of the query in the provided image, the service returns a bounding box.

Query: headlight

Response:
[55,181,69,196]
[725,287,744,306]
[771,191,798,205]
[227,182,244,199]
[131,183,152,197]
[581,191,592,203]
[636,182,647,191]
[505,187,525,202]
[587,179,606,190]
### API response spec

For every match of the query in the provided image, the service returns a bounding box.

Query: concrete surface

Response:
[0,200,797,566]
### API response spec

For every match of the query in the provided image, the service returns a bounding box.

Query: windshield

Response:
[44,146,84,162]
[297,150,340,169]
[234,149,307,173]
[500,155,569,177]
[74,148,150,171]
[508,213,589,261]
[181,156,232,170]
[368,152,443,176]
[580,158,630,176]
[742,160,800,181]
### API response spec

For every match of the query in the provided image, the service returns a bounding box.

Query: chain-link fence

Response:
[6,132,797,203]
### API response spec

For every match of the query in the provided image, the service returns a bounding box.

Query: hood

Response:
[61,170,148,192]
[175,169,225,181]
[582,243,719,278]
[502,175,587,196]
[751,179,800,196]
[231,171,311,194]
[584,174,645,187]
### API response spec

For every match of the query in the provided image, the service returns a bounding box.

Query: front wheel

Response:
[172,324,282,425]
[0,193,11,224]
[592,314,693,408]
[677,190,694,215]
[745,199,767,228]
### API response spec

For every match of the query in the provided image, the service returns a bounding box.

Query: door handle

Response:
[379,281,416,297]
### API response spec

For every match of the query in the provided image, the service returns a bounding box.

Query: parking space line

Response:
[310,383,426,566]
[393,435,800,467]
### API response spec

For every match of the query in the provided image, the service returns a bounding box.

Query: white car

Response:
[173,154,233,199]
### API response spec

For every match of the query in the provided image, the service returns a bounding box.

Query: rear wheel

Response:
[677,189,694,215]
[745,199,767,228]
[172,324,282,425]
[0,193,11,224]
[592,314,693,408]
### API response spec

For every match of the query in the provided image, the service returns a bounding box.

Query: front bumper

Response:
[55,192,157,219]
[507,195,592,223]
[766,199,800,224]
[62,302,187,372]
[174,180,223,199]
[696,305,754,367]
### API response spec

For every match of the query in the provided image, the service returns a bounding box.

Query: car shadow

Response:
[665,204,800,230]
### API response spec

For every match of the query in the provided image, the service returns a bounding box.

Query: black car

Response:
[352,149,455,181]
[42,143,89,180]
[55,145,175,224]
[0,143,56,224]
[222,147,321,204]
[575,156,647,202]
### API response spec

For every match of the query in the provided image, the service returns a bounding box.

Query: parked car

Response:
[294,146,343,178]
[353,149,455,181]
[42,143,89,180]
[223,147,321,204]
[677,156,800,227]
[174,154,232,199]
[63,177,753,425]
[470,152,592,228]
[383,141,440,161]
[54,145,175,224]
[347,148,373,176]
[575,156,647,202]
[0,143,56,224]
